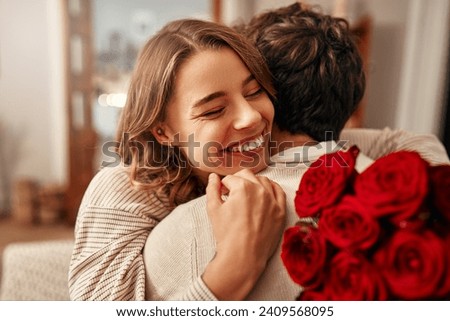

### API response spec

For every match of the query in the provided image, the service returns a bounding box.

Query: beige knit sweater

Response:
[68,127,450,300]
[68,166,171,300]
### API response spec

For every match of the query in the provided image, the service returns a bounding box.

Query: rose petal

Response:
[428,165,450,223]
[319,196,380,250]
[295,147,358,218]
[327,251,387,300]
[374,229,446,299]
[297,288,330,301]
[281,225,328,288]
[354,151,428,224]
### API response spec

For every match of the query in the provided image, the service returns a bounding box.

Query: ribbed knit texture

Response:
[340,127,449,164]
[68,166,170,300]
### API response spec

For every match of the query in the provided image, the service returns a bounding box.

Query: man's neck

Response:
[271,127,318,155]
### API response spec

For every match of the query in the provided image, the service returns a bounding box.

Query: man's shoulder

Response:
[257,163,308,187]
[169,194,208,221]
[154,194,213,252]
[146,195,209,257]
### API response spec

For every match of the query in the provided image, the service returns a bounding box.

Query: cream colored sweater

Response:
[68,127,450,300]
[68,166,171,300]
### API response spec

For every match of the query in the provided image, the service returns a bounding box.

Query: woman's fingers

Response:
[271,181,286,209]
[206,173,223,215]
[207,170,287,277]
[221,169,275,197]
[256,176,276,196]
[221,169,256,188]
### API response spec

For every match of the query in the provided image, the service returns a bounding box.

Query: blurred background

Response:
[0,0,449,246]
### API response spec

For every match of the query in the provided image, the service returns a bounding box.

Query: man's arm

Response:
[340,127,449,164]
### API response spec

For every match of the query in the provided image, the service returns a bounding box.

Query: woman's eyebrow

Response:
[242,74,255,87]
[191,74,256,109]
[192,91,226,109]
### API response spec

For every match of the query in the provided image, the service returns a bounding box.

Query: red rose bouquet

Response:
[281,147,450,300]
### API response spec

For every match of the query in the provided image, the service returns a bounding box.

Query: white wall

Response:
[360,0,449,136]
[360,0,411,130]
[395,0,449,136]
[0,0,66,198]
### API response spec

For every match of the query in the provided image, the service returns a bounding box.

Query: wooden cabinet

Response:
[63,0,98,225]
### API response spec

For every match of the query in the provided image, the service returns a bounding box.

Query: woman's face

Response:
[158,47,274,182]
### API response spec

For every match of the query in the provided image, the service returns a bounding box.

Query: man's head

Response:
[238,2,366,141]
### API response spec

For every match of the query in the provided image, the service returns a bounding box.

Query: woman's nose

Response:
[232,99,262,130]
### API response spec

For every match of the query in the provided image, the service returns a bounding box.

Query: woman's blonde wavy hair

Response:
[116,18,275,208]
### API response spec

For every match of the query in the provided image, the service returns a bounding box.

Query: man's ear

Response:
[151,125,172,146]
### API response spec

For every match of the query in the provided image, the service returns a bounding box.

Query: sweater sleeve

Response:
[68,167,171,301]
[176,277,218,301]
[340,127,450,165]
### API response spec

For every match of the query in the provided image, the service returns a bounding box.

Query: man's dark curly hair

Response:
[237,2,366,141]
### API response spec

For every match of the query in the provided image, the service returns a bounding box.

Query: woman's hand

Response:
[202,169,286,300]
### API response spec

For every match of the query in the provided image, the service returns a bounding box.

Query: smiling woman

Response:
[68,18,286,301]
[115,18,276,205]
[154,47,274,183]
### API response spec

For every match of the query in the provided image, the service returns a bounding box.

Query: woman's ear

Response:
[151,125,172,146]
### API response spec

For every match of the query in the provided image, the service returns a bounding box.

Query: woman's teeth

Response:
[227,135,264,153]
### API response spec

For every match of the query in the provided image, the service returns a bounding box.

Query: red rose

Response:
[281,225,328,288]
[374,229,446,300]
[319,196,380,250]
[295,146,358,218]
[297,288,330,301]
[436,234,450,299]
[354,151,428,225]
[396,215,429,232]
[327,251,387,300]
[428,165,450,222]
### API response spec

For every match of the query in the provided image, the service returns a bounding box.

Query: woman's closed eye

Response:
[200,107,226,118]
[244,87,264,99]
